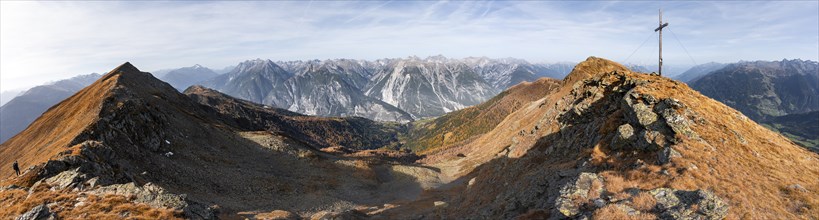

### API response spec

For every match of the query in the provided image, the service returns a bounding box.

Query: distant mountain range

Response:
[672,62,727,82]
[689,59,818,121]
[159,64,219,91]
[687,59,818,151]
[203,56,576,121]
[0,73,101,142]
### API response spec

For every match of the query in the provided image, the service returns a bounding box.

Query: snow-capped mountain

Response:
[204,59,413,122]
[201,56,567,121]
[461,57,540,89]
[365,57,498,118]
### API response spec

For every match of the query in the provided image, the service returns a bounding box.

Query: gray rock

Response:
[16,204,56,220]
[611,124,635,150]
[593,199,606,208]
[787,184,808,193]
[632,103,658,127]
[657,147,682,164]
[636,130,667,151]
[650,188,729,220]
[93,182,215,219]
[655,98,698,139]
[40,168,83,190]
[650,188,680,210]
[554,173,604,218]
[310,210,367,220]
[694,190,730,220]
[613,203,640,216]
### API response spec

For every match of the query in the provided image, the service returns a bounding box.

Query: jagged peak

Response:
[562,56,630,86]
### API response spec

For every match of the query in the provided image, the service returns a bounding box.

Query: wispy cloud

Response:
[0,1,816,91]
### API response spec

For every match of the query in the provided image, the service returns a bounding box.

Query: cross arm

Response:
[654,22,669,32]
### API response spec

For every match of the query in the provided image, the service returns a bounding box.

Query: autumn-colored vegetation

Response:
[403,78,560,154]
[0,184,181,219]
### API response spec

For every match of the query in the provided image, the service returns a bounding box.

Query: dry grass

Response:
[0,184,182,219]
[631,192,657,211]
[404,78,561,154]
[623,71,819,219]
[0,65,125,181]
[592,205,656,220]
[780,184,819,216]
[602,173,630,193]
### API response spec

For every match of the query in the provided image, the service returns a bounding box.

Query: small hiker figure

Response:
[12,160,20,176]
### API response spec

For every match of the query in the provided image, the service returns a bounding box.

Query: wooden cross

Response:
[654,8,669,76]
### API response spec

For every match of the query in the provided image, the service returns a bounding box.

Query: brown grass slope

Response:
[379,57,819,219]
[0,63,133,181]
[403,78,561,155]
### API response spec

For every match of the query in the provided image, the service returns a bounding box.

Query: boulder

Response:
[39,168,83,190]
[636,130,667,151]
[610,124,635,150]
[554,173,604,218]
[657,147,682,164]
[655,98,698,139]
[93,182,215,219]
[16,204,56,220]
[649,188,729,220]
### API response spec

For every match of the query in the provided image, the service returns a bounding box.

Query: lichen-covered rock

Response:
[554,173,604,218]
[657,147,682,164]
[650,188,681,209]
[631,103,658,127]
[611,124,635,150]
[650,188,729,220]
[655,98,698,140]
[16,204,56,220]
[39,168,83,190]
[636,130,667,151]
[93,182,215,219]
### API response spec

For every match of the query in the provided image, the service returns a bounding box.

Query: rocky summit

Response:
[1,57,817,220]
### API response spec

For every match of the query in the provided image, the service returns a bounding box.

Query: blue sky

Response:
[1,1,817,91]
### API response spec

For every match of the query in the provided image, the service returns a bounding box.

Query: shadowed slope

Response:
[184,85,404,150]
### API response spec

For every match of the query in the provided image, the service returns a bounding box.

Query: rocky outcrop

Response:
[93,182,215,219]
[32,141,127,190]
[553,174,729,220]
[615,82,699,155]
[554,172,604,218]
[650,188,729,220]
[16,204,57,220]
